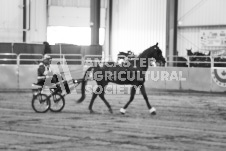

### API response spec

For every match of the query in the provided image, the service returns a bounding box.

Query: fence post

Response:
[187,56,190,68]
[211,56,214,68]
[17,54,20,89]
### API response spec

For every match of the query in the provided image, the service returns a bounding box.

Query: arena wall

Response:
[0,65,226,93]
[145,67,226,93]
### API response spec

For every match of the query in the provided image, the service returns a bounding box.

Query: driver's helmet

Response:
[43,54,51,60]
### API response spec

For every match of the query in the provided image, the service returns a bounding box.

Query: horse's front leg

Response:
[140,84,156,115]
[120,85,137,114]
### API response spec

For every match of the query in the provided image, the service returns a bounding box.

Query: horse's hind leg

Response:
[140,84,156,115]
[89,85,109,113]
[88,89,99,114]
[99,91,113,114]
[120,86,136,114]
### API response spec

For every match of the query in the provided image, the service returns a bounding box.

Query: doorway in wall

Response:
[47,26,105,45]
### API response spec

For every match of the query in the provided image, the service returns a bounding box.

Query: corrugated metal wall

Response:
[178,0,226,26]
[177,0,226,56]
[0,0,23,42]
[111,0,166,60]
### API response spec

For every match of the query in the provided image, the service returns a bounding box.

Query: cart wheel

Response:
[32,94,50,113]
[49,93,65,112]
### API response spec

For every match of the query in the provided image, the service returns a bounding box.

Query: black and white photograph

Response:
[0,0,226,150]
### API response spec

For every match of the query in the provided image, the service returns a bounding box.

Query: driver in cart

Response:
[36,54,70,94]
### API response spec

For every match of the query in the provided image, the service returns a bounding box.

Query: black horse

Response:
[77,43,166,115]
[174,57,188,67]
[187,49,226,67]
[186,49,209,56]
[214,57,226,67]
[186,49,211,67]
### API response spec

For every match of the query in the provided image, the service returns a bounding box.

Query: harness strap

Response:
[37,76,46,79]
[37,75,53,79]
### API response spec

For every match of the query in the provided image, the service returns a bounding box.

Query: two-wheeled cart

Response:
[31,79,83,113]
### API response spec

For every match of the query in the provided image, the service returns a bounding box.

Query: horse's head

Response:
[151,43,166,66]
[187,48,193,56]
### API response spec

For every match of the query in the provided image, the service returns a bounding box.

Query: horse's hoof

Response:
[151,111,156,115]
[120,108,126,114]
[149,107,156,115]
[90,110,95,114]
[109,108,113,114]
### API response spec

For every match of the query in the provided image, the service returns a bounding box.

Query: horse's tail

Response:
[77,66,94,103]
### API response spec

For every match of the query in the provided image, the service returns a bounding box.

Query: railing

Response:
[166,55,226,67]
[64,54,83,65]
[18,54,43,65]
[0,53,226,67]
[84,55,102,60]
[0,53,17,64]
[84,55,103,65]
[46,54,83,65]
[212,56,226,67]
[46,53,65,65]
[0,53,84,66]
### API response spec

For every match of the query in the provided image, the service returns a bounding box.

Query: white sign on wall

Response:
[200,30,226,47]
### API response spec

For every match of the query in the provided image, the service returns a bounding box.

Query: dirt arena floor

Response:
[0,91,226,151]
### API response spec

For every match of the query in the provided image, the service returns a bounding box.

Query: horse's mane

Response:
[137,45,155,58]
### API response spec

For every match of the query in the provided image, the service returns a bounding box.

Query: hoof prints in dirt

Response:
[1,93,226,150]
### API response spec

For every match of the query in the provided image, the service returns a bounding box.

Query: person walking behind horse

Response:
[43,41,51,55]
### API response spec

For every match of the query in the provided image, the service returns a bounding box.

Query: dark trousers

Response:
[37,74,70,94]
